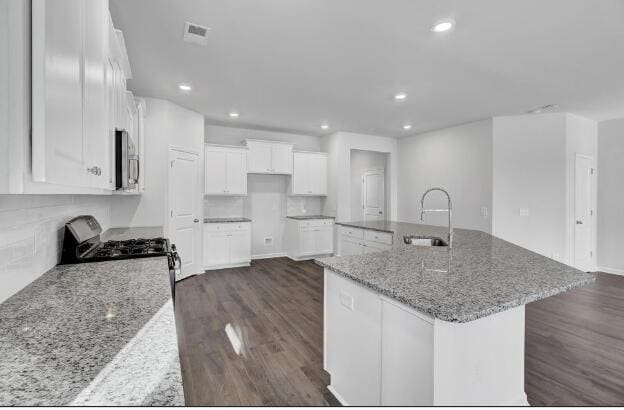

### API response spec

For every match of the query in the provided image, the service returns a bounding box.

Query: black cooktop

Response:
[84,238,171,261]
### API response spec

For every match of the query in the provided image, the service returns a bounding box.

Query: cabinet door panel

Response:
[316,226,334,254]
[83,0,109,189]
[204,149,227,194]
[292,152,310,194]
[300,228,317,255]
[204,231,229,267]
[229,231,251,264]
[247,141,272,173]
[381,300,434,405]
[271,144,292,174]
[32,0,86,187]
[340,237,364,256]
[325,270,382,405]
[310,154,328,195]
[226,151,247,195]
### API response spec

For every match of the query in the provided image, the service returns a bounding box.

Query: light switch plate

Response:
[481,206,489,218]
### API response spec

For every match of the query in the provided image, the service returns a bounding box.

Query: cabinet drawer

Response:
[342,226,364,239]
[364,230,393,245]
[205,222,250,233]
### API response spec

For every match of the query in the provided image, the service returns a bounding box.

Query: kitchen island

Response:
[316,221,595,406]
[0,227,183,406]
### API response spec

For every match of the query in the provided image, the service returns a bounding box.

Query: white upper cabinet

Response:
[204,145,247,195]
[246,139,293,174]
[291,151,328,196]
[31,0,131,193]
[83,0,109,189]
[32,0,86,187]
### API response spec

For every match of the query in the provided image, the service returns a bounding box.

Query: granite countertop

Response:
[0,228,183,406]
[317,221,595,323]
[287,215,336,220]
[204,217,252,223]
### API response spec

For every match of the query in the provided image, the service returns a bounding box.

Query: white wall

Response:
[110,98,205,228]
[204,124,323,258]
[493,114,568,261]
[205,123,321,151]
[321,132,398,222]
[597,118,624,273]
[492,113,597,267]
[350,149,389,221]
[397,120,493,232]
[0,195,111,303]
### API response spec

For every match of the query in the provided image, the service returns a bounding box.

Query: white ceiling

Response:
[110,0,624,138]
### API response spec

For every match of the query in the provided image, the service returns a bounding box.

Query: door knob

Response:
[194,219,200,223]
[576,220,583,225]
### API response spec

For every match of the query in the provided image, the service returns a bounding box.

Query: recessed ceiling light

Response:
[403,124,412,131]
[394,92,408,101]
[321,123,329,130]
[432,18,456,33]
[229,111,239,118]
[178,83,192,92]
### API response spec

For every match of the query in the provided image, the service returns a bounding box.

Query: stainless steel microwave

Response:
[115,129,139,190]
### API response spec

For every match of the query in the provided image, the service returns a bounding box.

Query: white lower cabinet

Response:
[325,270,382,405]
[204,222,251,270]
[381,298,434,405]
[285,218,334,260]
[325,270,434,406]
[338,226,393,256]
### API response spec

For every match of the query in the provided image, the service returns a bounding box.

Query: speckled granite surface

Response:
[204,217,252,223]
[287,215,335,220]
[317,221,595,323]
[0,256,183,405]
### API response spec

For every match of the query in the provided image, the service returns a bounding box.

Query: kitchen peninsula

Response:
[316,221,595,406]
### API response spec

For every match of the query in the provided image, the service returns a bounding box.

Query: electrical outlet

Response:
[264,237,273,246]
[552,253,561,261]
[519,208,530,217]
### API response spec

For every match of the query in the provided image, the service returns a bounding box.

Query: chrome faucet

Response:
[420,188,453,249]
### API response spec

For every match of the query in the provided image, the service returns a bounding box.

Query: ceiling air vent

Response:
[183,22,210,46]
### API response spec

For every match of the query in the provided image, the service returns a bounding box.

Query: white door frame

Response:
[574,153,596,272]
[361,167,385,221]
[166,145,203,276]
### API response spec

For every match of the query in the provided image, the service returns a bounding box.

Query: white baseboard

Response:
[251,252,287,260]
[204,262,250,271]
[327,385,348,406]
[596,266,624,276]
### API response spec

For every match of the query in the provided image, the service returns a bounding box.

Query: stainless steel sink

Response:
[403,235,448,247]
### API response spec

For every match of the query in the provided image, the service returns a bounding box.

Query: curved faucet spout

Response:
[420,188,453,249]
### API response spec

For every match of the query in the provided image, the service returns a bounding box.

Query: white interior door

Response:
[574,155,594,272]
[362,169,385,221]
[168,148,202,277]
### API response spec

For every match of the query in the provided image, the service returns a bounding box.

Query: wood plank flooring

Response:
[525,271,624,406]
[175,258,624,406]
[174,258,339,406]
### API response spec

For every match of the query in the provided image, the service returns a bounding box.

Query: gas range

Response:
[89,237,170,261]
[60,216,181,301]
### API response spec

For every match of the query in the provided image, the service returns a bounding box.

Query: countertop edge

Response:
[315,259,596,323]
[335,222,394,234]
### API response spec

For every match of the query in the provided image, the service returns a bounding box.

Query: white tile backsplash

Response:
[204,197,244,218]
[0,194,111,303]
[286,196,322,216]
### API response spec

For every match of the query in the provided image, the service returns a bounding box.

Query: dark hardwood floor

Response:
[175,258,624,406]
[174,258,339,406]
[525,272,624,406]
